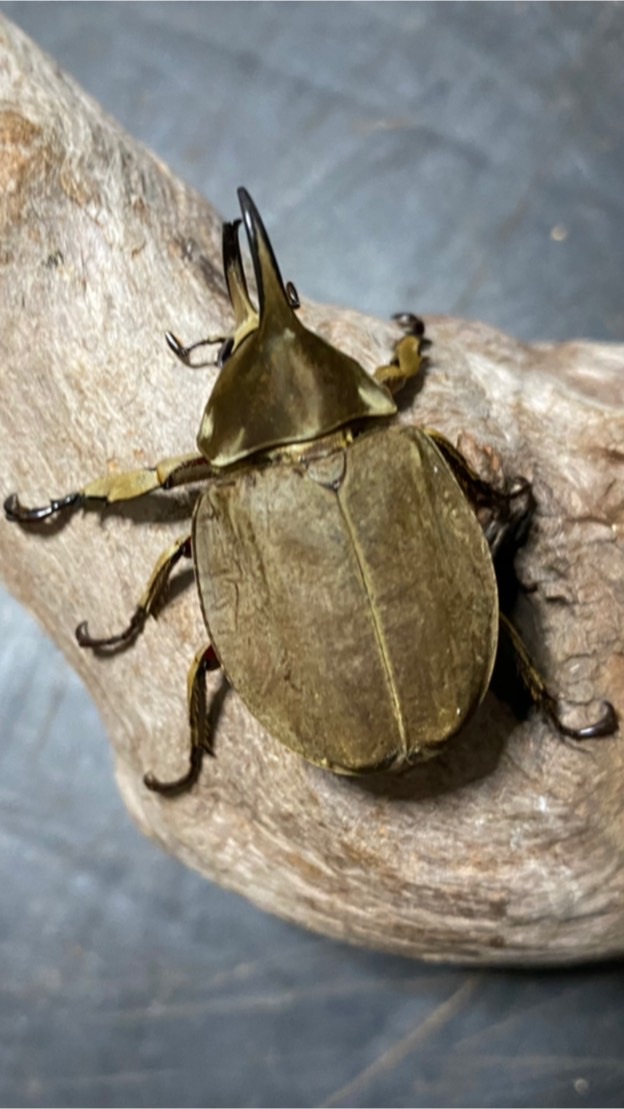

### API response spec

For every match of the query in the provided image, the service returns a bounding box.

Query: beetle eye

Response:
[217,336,235,368]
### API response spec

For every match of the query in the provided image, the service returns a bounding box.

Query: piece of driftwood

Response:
[1,16,622,965]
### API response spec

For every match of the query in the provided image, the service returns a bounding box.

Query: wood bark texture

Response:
[1,17,622,964]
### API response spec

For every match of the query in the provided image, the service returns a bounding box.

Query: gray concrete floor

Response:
[1,3,624,1106]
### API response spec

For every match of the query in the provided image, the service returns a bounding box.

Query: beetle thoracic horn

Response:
[237,186,293,322]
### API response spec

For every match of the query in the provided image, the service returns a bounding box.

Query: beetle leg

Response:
[425,430,534,557]
[76,534,193,651]
[143,644,220,796]
[4,452,213,523]
[373,314,429,396]
[165,331,226,368]
[499,613,618,740]
[426,430,513,506]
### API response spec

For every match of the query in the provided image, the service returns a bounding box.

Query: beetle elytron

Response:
[5,188,617,794]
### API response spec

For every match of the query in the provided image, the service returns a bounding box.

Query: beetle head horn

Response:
[196,189,396,468]
[219,217,259,361]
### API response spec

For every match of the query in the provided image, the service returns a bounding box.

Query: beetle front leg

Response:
[373,313,430,395]
[143,643,221,796]
[498,613,618,741]
[165,330,226,368]
[4,453,213,524]
[76,533,193,651]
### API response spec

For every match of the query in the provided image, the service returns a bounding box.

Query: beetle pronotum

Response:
[5,189,618,794]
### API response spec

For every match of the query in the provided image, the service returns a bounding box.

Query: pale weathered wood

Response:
[1,16,622,964]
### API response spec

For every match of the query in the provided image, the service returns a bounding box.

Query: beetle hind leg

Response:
[77,534,193,651]
[425,430,535,560]
[143,644,220,796]
[499,613,618,742]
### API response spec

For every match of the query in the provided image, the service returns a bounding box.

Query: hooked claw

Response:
[392,312,425,337]
[76,611,145,651]
[548,698,618,740]
[4,491,81,523]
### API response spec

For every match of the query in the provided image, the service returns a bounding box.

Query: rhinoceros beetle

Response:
[5,188,617,794]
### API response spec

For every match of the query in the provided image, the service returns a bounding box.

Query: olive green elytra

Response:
[5,188,617,794]
[194,429,497,773]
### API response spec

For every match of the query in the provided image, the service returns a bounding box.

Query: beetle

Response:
[5,188,618,794]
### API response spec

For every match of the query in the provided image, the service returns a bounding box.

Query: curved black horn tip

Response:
[235,187,287,311]
[237,186,254,224]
